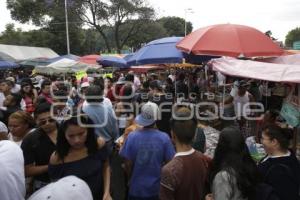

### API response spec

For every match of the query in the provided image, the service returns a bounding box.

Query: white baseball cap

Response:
[0,121,8,133]
[81,82,90,88]
[135,101,159,127]
[28,176,93,200]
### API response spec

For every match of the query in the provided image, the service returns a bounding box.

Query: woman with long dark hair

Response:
[258,125,300,200]
[48,115,112,200]
[20,81,38,114]
[206,127,260,200]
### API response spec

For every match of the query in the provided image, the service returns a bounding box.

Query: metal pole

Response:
[184,10,187,36]
[184,8,193,36]
[65,0,70,55]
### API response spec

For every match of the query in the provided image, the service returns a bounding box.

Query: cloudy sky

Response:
[1,0,299,42]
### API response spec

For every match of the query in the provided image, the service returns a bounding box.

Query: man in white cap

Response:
[0,140,25,200]
[28,176,93,200]
[6,76,21,93]
[0,121,8,140]
[120,101,175,200]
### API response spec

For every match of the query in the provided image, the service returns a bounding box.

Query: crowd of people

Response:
[0,68,299,200]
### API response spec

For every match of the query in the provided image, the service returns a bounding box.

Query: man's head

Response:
[0,80,13,94]
[41,80,52,95]
[237,80,249,95]
[5,77,16,86]
[80,82,90,96]
[170,107,197,145]
[34,103,57,133]
[85,85,104,103]
[149,80,162,92]
[125,74,134,83]
[3,93,22,107]
[135,101,159,127]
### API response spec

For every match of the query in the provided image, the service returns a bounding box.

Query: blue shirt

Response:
[120,128,175,198]
[82,102,119,142]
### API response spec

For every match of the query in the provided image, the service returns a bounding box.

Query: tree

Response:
[72,0,155,52]
[125,20,167,50]
[285,27,300,48]
[7,0,156,53]
[6,0,86,55]
[158,17,193,37]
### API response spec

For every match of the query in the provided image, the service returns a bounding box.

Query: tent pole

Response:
[174,66,177,103]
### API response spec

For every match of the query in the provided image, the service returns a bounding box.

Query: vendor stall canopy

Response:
[211,57,300,83]
[0,44,58,61]
[176,24,284,58]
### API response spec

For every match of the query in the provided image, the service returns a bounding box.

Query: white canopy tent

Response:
[210,57,300,83]
[260,54,300,65]
[0,44,58,61]
[35,58,100,74]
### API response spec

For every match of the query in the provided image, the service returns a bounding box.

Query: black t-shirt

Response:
[258,152,300,200]
[21,128,56,182]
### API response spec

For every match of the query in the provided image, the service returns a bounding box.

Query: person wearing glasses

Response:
[21,103,58,192]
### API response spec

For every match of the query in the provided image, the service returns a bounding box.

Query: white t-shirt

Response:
[168,74,176,82]
[0,92,26,111]
[217,72,226,86]
[11,84,21,93]
[0,140,25,200]
[0,92,5,110]
[233,91,251,117]
[0,121,8,133]
[8,133,23,146]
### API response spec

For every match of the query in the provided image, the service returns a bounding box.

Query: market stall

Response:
[210,57,300,158]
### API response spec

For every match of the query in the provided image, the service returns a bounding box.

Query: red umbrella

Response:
[176,24,284,58]
[79,54,101,64]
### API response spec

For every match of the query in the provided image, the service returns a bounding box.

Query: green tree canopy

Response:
[7,0,156,53]
[285,27,300,48]
[157,16,193,36]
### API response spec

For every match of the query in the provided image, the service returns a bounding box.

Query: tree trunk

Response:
[114,23,122,53]
[95,26,111,53]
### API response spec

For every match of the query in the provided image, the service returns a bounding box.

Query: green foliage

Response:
[7,0,156,53]
[125,20,167,50]
[285,27,300,48]
[4,1,194,54]
[158,16,193,36]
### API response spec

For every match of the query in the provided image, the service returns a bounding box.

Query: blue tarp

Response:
[97,56,128,68]
[97,54,134,68]
[0,60,19,69]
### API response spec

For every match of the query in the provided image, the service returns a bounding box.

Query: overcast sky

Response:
[1,0,300,42]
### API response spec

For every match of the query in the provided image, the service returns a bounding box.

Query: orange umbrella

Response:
[79,54,101,65]
[176,24,284,58]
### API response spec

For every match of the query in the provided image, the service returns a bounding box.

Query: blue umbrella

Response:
[0,60,19,69]
[97,54,134,68]
[127,37,217,66]
[127,37,185,66]
[97,56,128,68]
